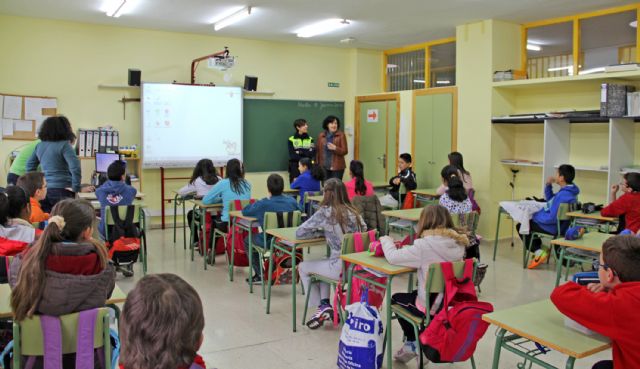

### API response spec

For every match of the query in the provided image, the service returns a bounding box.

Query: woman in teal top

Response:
[6,140,40,185]
[202,158,252,232]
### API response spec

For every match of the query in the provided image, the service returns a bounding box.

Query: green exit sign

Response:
[328,82,340,88]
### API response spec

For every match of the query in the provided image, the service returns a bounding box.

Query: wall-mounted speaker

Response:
[244,75,258,91]
[128,69,141,86]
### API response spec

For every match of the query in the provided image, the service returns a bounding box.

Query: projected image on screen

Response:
[142,83,243,168]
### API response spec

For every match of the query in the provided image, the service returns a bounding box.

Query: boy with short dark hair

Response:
[551,235,640,369]
[601,172,640,233]
[95,160,137,237]
[388,153,417,203]
[288,118,315,183]
[242,173,300,284]
[519,164,580,268]
[16,171,49,223]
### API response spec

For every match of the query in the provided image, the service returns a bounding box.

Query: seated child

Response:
[119,274,208,369]
[203,158,252,233]
[0,186,38,256]
[380,204,467,363]
[95,160,137,237]
[517,164,579,268]
[551,235,640,369]
[601,172,640,233]
[437,152,473,195]
[388,153,417,202]
[10,199,116,320]
[344,160,374,200]
[290,157,324,208]
[297,179,366,329]
[180,159,220,244]
[17,171,49,223]
[242,174,300,285]
[438,165,472,214]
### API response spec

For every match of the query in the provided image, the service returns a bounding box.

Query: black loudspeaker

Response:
[128,69,141,86]
[244,75,258,91]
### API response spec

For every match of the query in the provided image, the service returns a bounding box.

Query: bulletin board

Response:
[1,93,58,140]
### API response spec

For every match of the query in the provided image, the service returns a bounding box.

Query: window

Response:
[579,10,636,74]
[526,22,574,78]
[386,49,425,92]
[429,42,456,87]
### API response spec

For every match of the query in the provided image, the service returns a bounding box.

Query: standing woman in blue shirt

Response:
[203,158,252,233]
[26,116,82,213]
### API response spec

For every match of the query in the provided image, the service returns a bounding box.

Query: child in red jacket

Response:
[601,172,640,233]
[551,235,640,369]
[119,274,208,369]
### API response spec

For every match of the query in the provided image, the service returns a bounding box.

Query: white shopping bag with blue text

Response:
[337,288,385,369]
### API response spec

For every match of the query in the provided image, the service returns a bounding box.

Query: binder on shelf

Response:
[99,131,107,153]
[78,130,87,157]
[92,130,100,156]
[86,130,93,157]
[601,83,635,117]
[106,131,113,151]
[112,131,119,151]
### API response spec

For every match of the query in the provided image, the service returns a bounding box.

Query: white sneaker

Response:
[393,343,417,363]
[379,194,398,208]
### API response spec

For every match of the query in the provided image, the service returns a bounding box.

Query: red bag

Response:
[419,260,493,363]
[198,212,225,257]
[334,230,387,326]
[402,191,415,209]
[108,237,140,259]
[225,199,257,267]
[264,248,303,285]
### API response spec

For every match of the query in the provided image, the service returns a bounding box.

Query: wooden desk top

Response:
[0,284,127,319]
[188,199,224,209]
[283,188,300,194]
[566,211,617,223]
[78,192,145,200]
[90,200,145,210]
[265,227,324,245]
[381,208,423,221]
[483,299,610,358]
[550,232,612,252]
[229,210,257,222]
[412,188,440,197]
[341,252,415,275]
[372,181,392,190]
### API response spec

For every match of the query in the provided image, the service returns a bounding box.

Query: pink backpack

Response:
[419,259,493,363]
[334,230,387,326]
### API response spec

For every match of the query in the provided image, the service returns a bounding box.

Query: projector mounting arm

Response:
[191,47,231,84]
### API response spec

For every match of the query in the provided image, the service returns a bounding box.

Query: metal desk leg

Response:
[190,204,197,262]
[173,193,178,243]
[345,264,356,305]
[493,207,503,261]
[202,207,208,270]
[182,199,187,250]
[266,238,276,314]
[291,245,297,332]
[555,246,566,287]
[565,357,576,369]
[248,226,254,294]
[385,276,394,369]
[491,328,506,369]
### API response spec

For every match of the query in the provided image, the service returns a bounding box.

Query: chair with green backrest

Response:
[256,211,303,297]
[387,184,415,236]
[12,308,112,369]
[452,211,480,233]
[222,199,256,280]
[303,191,323,217]
[173,191,195,250]
[104,205,147,275]
[301,230,378,326]
[391,260,477,369]
[523,203,571,268]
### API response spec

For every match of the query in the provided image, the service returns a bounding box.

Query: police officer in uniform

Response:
[288,119,315,183]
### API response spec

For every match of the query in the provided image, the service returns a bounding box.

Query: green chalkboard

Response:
[243,99,345,172]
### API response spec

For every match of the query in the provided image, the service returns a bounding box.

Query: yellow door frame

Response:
[355,93,401,180]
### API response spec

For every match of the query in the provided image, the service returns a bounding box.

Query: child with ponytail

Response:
[438,165,472,214]
[344,160,374,200]
[10,198,115,320]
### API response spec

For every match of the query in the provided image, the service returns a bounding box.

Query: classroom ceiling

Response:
[0,0,638,50]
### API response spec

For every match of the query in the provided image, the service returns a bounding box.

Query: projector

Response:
[208,56,236,71]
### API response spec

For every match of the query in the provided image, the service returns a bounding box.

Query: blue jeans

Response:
[42,188,75,213]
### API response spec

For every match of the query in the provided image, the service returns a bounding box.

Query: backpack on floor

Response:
[334,230,387,326]
[264,211,303,285]
[106,205,140,266]
[225,199,257,267]
[337,287,385,369]
[419,260,493,363]
[197,212,225,257]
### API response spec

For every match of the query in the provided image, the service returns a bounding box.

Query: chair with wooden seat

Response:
[391,260,478,369]
[12,308,112,369]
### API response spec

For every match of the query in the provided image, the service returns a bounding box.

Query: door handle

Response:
[377,154,387,169]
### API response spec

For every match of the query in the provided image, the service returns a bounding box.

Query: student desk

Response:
[483,299,610,369]
[228,210,260,292]
[283,188,300,199]
[550,232,612,287]
[492,202,517,261]
[341,252,415,369]
[264,227,325,332]
[381,208,422,237]
[0,284,127,320]
[187,200,223,264]
[566,211,618,232]
[411,187,440,207]
[372,181,392,194]
[78,192,145,200]
[172,190,196,250]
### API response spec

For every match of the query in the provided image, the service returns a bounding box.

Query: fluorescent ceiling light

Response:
[104,0,127,17]
[413,80,426,84]
[526,44,542,51]
[578,67,606,75]
[214,6,252,31]
[547,66,572,72]
[436,80,451,85]
[631,20,637,28]
[296,19,350,38]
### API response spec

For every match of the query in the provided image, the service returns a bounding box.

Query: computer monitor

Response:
[95,153,121,174]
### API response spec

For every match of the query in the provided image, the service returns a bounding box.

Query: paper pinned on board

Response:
[14,120,33,132]
[24,97,57,120]
[3,96,22,120]
[1,119,14,136]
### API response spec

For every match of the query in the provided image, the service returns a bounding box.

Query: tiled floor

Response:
[116,228,611,369]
